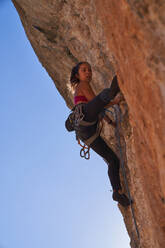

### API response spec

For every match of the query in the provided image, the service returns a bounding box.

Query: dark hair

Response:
[70,61,88,86]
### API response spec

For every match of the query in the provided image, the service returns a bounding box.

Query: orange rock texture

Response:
[12,0,165,247]
[95,1,165,247]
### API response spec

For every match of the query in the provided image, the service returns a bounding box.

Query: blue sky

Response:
[0,1,130,248]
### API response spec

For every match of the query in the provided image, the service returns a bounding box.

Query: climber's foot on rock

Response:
[112,191,131,207]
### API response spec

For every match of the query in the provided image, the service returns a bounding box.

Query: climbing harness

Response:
[105,106,140,248]
[74,104,96,159]
[76,120,103,160]
[65,103,103,160]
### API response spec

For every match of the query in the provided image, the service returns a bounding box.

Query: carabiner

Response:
[80,148,85,158]
[80,147,90,160]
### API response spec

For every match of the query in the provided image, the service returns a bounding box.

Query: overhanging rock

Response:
[12,1,165,247]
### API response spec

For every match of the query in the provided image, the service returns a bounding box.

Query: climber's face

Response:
[77,63,92,83]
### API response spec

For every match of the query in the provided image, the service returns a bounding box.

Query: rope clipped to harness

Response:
[77,137,90,160]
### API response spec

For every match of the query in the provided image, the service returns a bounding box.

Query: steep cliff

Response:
[12,1,165,247]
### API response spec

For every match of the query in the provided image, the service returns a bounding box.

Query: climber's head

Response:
[70,62,92,86]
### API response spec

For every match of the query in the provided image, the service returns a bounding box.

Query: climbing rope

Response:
[105,106,140,248]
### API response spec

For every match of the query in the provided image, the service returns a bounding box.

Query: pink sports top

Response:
[74,95,88,105]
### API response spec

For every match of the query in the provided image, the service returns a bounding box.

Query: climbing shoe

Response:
[112,191,131,207]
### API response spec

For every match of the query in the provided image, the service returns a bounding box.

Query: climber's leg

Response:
[90,136,121,191]
[84,75,120,122]
[90,136,130,206]
[107,159,121,192]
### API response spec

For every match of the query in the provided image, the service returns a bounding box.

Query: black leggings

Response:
[79,76,122,191]
[90,136,121,191]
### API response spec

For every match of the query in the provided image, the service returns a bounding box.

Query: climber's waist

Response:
[73,103,101,146]
[65,103,101,146]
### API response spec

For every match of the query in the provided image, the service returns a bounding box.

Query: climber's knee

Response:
[99,88,111,104]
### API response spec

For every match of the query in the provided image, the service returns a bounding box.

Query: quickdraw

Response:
[77,138,90,160]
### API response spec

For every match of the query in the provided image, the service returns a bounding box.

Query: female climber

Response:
[68,61,130,207]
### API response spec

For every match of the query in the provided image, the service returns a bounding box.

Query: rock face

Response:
[12,0,165,247]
